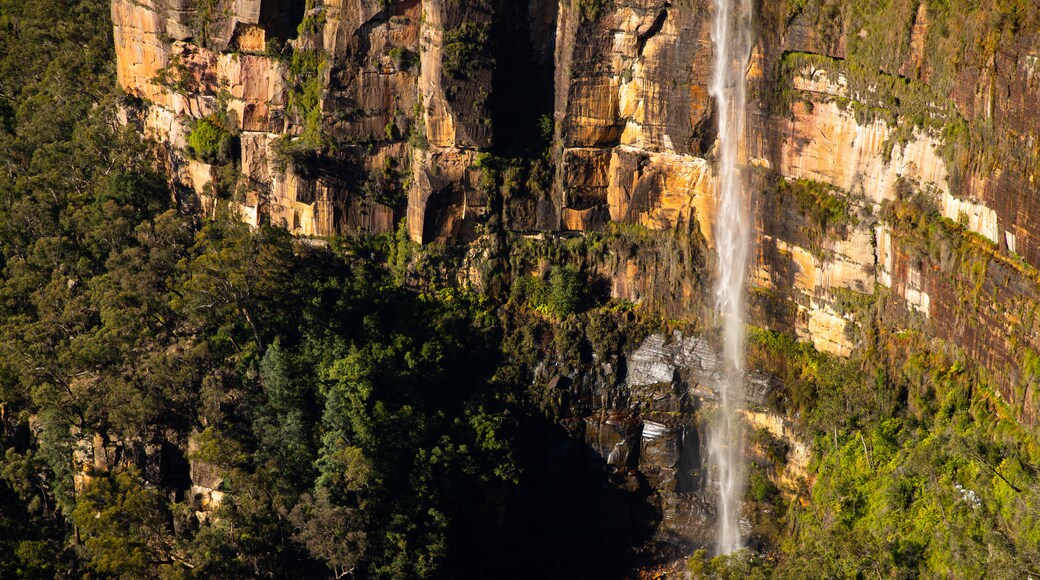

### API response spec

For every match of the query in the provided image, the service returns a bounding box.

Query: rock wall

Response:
[113,0,1040,280]
[112,0,493,239]
[552,0,716,235]
[546,2,1039,387]
[531,329,780,560]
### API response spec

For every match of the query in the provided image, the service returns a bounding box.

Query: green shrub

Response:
[688,548,773,579]
[510,266,589,318]
[573,0,611,22]
[191,0,226,49]
[298,6,325,37]
[747,465,781,504]
[150,54,190,93]
[388,47,416,70]
[187,117,235,164]
[547,266,585,317]
[778,177,857,233]
[442,23,490,79]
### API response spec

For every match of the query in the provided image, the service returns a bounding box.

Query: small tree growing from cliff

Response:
[442,22,490,79]
[187,117,236,165]
[547,266,586,317]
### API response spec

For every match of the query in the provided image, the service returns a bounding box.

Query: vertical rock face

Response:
[113,0,1040,276]
[113,0,494,239]
[552,0,716,234]
[539,331,737,557]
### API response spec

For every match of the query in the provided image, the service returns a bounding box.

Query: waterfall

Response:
[707,0,752,556]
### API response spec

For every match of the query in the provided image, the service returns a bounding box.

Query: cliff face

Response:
[114,0,1039,367]
[543,0,1040,422]
[113,0,493,238]
[112,0,1040,332]
[111,0,1040,565]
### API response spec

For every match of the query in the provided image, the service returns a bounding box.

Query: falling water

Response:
[707,0,752,556]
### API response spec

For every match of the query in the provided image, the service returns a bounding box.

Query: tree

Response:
[176,215,299,354]
[71,469,188,577]
[255,340,316,494]
[187,117,236,165]
[289,488,367,578]
[547,266,586,317]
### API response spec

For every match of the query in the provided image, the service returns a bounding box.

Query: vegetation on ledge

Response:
[187,116,237,164]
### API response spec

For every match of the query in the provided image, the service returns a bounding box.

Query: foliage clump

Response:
[510,266,591,318]
[777,177,857,233]
[288,48,325,148]
[187,116,236,164]
[9,1,1040,579]
[442,22,490,79]
[750,183,1040,577]
[687,548,772,579]
[191,0,230,49]
[573,0,611,22]
[388,46,417,71]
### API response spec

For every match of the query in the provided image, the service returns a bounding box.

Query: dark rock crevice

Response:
[489,0,558,156]
[636,8,669,58]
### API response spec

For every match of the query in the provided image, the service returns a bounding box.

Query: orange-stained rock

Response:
[231,24,267,53]
[555,0,714,155]
[606,147,715,238]
[407,147,482,243]
[779,98,948,205]
[112,0,177,107]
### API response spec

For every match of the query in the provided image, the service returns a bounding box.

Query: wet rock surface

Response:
[526,329,783,567]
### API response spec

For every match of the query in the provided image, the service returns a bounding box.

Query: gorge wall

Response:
[109,0,1040,568]
[112,0,1040,373]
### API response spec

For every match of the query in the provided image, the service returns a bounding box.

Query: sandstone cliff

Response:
[114,0,1040,379]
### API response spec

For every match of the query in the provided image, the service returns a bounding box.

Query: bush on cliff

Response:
[442,22,490,79]
[187,116,236,165]
[510,266,590,318]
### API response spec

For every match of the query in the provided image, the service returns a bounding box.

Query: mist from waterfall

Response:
[707,0,753,556]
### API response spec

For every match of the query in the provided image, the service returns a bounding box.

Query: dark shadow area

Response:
[675,424,702,494]
[160,441,192,503]
[422,185,465,244]
[636,9,668,57]
[446,411,663,579]
[489,0,558,157]
[696,101,718,156]
[260,0,307,43]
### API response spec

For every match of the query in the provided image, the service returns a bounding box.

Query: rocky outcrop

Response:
[71,429,191,502]
[540,330,767,557]
[743,410,810,492]
[552,0,716,232]
[113,0,1040,294]
[113,0,495,240]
